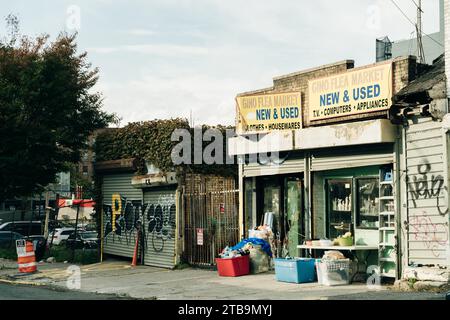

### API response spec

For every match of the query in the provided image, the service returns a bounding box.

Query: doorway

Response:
[255,175,303,258]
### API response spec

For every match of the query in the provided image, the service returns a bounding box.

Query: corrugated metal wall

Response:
[101,173,177,269]
[405,117,449,266]
[102,173,142,258]
[310,145,394,171]
[142,188,177,268]
[243,158,305,177]
[102,173,143,204]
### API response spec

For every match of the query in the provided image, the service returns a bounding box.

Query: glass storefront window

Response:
[356,178,380,229]
[327,179,352,239]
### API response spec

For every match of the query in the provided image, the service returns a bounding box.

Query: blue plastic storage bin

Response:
[274,258,316,284]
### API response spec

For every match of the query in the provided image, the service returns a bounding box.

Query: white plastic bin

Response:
[316,259,350,286]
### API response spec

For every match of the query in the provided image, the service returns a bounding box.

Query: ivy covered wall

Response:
[94,119,237,177]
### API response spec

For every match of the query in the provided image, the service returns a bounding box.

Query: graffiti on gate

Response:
[143,194,176,253]
[103,196,143,245]
[409,213,449,258]
[103,194,176,253]
[406,162,448,217]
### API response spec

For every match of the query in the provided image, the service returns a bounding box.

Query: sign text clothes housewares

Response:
[308,63,393,121]
[236,92,302,134]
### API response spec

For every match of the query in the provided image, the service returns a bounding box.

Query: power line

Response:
[410,0,424,12]
[389,0,444,48]
[390,0,415,26]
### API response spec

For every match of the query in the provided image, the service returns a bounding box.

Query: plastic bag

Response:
[249,245,270,274]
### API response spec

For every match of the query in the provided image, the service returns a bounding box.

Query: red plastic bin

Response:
[215,255,250,277]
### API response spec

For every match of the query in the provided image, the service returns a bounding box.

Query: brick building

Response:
[228,54,449,282]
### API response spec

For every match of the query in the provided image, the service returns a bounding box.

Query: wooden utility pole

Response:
[416,0,425,64]
[49,193,60,249]
[43,191,50,238]
[71,202,81,262]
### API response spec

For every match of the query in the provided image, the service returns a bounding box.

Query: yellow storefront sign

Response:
[308,62,393,121]
[236,92,302,134]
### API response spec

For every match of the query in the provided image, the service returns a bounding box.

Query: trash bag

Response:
[249,245,270,274]
[231,238,272,257]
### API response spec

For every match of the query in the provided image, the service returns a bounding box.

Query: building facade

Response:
[229,55,449,282]
[96,159,239,269]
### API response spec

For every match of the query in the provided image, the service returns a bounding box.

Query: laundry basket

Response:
[316,259,350,286]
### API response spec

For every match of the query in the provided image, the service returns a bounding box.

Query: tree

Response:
[0,16,117,201]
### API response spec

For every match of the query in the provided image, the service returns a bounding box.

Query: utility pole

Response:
[49,193,60,249]
[71,203,81,262]
[43,191,50,238]
[416,0,426,64]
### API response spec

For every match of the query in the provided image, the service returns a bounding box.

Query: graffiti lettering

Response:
[406,163,448,217]
[143,195,176,252]
[409,214,449,258]
[103,194,176,254]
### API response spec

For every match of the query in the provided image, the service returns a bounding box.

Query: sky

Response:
[0,0,442,127]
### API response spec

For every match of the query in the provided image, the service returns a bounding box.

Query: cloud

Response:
[96,73,260,126]
[86,0,440,125]
[88,43,209,56]
[127,28,157,36]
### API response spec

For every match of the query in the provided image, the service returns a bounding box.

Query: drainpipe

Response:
[445,0,450,108]
[238,160,245,240]
[442,115,450,268]
[304,152,312,241]
[444,0,450,268]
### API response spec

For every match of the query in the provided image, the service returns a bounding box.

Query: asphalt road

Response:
[0,283,129,300]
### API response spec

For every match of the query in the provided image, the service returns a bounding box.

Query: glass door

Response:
[327,179,353,240]
[263,181,281,233]
[285,178,303,257]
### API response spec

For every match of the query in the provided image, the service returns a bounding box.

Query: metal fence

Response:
[183,174,239,267]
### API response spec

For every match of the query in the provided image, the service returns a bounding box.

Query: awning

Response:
[294,119,396,150]
[228,119,397,156]
[58,199,96,208]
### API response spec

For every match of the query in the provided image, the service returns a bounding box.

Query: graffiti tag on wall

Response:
[103,194,176,254]
[409,213,449,258]
[406,163,448,217]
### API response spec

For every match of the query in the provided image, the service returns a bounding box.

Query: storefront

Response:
[242,153,305,257]
[229,56,418,279]
[95,158,240,269]
[95,159,180,269]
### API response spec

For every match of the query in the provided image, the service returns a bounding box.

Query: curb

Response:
[0,278,47,287]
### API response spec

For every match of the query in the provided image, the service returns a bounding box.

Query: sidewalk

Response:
[0,258,445,300]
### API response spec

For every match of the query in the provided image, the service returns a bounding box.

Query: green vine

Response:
[94,119,237,177]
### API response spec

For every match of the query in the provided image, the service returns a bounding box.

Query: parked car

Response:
[0,231,46,260]
[66,231,98,249]
[47,228,75,245]
[24,235,47,261]
[0,221,43,236]
[0,231,23,248]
